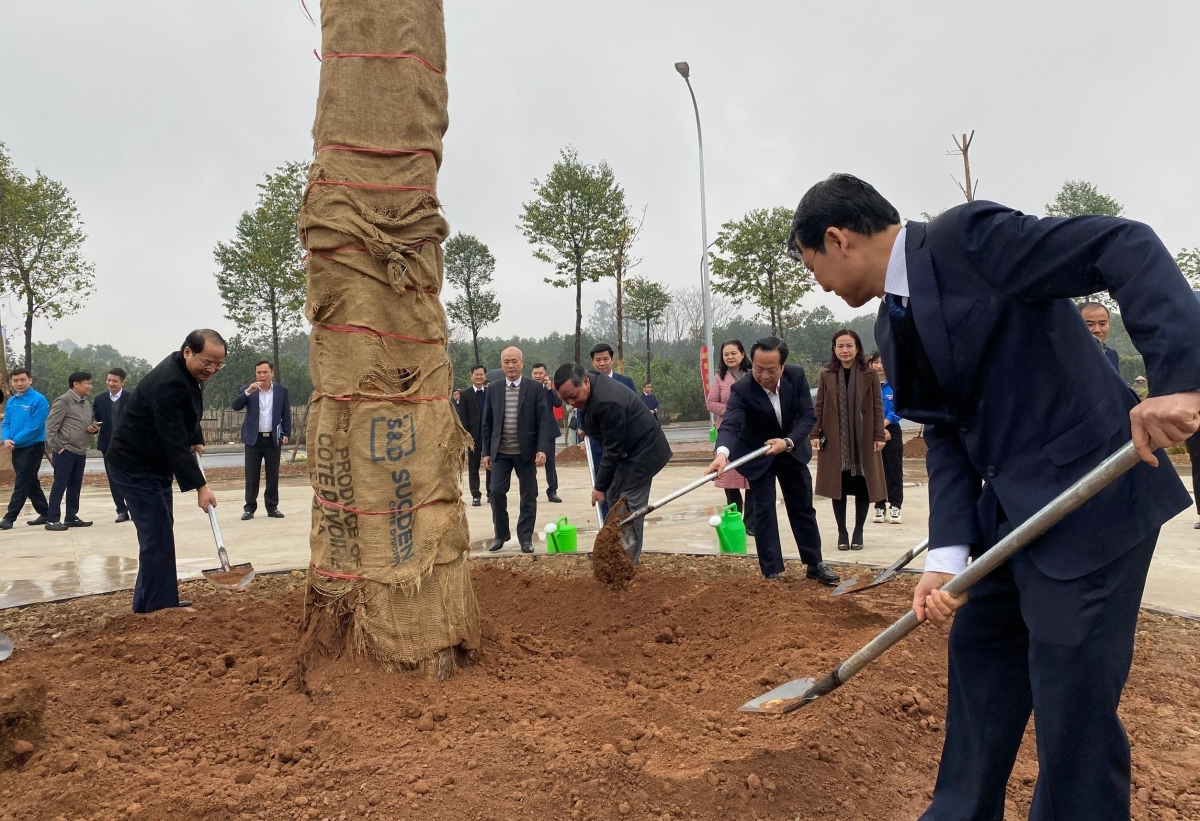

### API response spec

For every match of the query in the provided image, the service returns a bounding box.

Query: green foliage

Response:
[625,354,706,423]
[443,233,501,364]
[1118,354,1145,386]
[214,160,308,382]
[519,146,626,363]
[0,142,96,369]
[202,333,312,409]
[20,342,150,400]
[710,206,813,335]
[623,277,671,384]
[1045,180,1124,218]
[1175,248,1200,290]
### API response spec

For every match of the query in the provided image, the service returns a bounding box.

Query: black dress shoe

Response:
[27,515,46,526]
[177,600,192,608]
[65,518,93,528]
[241,512,254,521]
[488,539,505,552]
[745,526,756,538]
[267,510,285,519]
[547,492,562,503]
[472,496,481,507]
[764,572,782,581]
[520,543,534,554]
[806,562,840,586]
[837,542,851,551]
[44,522,68,532]
[115,512,130,523]
[0,519,12,530]
[850,542,863,551]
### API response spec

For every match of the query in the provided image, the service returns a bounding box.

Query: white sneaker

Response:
[873,507,886,524]
[889,506,902,524]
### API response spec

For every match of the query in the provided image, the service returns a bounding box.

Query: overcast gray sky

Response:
[2,1,1198,362]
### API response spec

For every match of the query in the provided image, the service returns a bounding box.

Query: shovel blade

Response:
[0,631,13,662]
[606,497,641,561]
[831,568,897,597]
[202,562,256,590]
[739,677,815,713]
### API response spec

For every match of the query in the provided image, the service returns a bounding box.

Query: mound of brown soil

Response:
[1,557,1197,820]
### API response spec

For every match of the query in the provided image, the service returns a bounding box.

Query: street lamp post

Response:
[674,62,715,394]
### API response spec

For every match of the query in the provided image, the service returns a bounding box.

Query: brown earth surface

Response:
[1,556,1199,821]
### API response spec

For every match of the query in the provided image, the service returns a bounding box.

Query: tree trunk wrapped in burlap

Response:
[298,0,479,672]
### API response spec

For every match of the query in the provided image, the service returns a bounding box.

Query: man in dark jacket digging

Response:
[106,329,224,613]
[554,363,671,564]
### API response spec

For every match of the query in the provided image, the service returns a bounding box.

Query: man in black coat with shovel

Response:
[554,363,671,564]
[787,174,1200,821]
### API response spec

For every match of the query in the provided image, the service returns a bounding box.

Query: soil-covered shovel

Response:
[0,631,13,663]
[831,538,930,597]
[741,441,1141,714]
[195,454,255,590]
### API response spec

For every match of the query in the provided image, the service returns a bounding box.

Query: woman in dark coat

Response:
[810,329,886,550]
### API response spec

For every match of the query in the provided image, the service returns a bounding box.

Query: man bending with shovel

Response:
[788,174,1200,820]
[554,363,671,563]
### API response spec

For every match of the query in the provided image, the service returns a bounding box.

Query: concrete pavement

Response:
[2,461,1198,615]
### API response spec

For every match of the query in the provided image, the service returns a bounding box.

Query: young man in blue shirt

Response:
[869,353,904,524]
[0,368,51,529]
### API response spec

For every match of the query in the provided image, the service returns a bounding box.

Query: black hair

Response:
[531,362,547,371]
[107,368,127,380]
[866,351,881,365]
[826,328,870,373]
[182,329,228,356]
[749,336,789,364]
[787,173,901,254]
[68,371,92,388]
[1078,301,1110,317]
[643,383,652,389]
[10,368,30,379]
[255,360,273,371]
[717,339,751,379]
[470,364,486,374]
[553,363,587,390]
[589,342,615,359]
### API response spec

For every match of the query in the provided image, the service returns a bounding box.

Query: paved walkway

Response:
[2,462,1197,614]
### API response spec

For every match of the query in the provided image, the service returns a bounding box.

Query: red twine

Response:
[318,145,435,159]
[309,563,365,581]
[321,52,444,75]
[308,180,434,193]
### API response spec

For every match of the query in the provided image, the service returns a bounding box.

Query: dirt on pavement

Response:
[1,555,1198,821]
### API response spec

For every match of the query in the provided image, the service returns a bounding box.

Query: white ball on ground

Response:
[544,523,557,534]
[708,515,722,528]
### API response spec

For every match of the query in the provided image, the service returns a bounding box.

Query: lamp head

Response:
[674,62,690,79]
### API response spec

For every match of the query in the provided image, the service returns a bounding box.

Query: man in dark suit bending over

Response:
[706,337,839,585]
[481,347,549,554]
[555,363,671,563]
[788,173,1200,820]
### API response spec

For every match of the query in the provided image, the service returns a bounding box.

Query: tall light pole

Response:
[674,61,715,394]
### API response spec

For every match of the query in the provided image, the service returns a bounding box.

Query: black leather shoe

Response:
[177,600,192,608]
[547,492,562,503]
[850,542,863,551]
[0,519,11,530]
[744,526,756,538]
[837,542,851,551]
[65,518,93,528]
[472,496,481,507]
[44,522,68,532]
[27,515,46,526]
[488,539,505,552]
[241,512,254,521]
[115,512,130,523]
[520,543,534,554]
[806,562,840,586]
[267,510,285,519]
[764,572,782,581]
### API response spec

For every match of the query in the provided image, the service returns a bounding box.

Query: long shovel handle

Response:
[618,444,771,527]
[195,452,231,572]
[775,440,1142,713]
[887,538,929,574]
[582,434,605,526]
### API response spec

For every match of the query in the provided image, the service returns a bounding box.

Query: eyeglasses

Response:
[783,239,816,274]
[198,359,226,372]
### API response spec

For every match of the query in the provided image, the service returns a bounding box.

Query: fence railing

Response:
[200,406,310,446]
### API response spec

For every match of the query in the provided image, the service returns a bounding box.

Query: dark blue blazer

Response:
[714,363,815,481]
[610,372,636,392]
[92,390,133,453]
[877,203,1200,580]
[1101,343,1121,376]
[231,383,292,447]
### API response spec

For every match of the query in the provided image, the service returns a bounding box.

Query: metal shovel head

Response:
[0,631,13,662]
[739,677,816,713]
[202,562,256,590]
[831,567,898,597]
[602,496,640,561]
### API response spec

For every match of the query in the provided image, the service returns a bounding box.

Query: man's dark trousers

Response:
[490,452,537,544]
[103,456,129,516]
[4,444,48,521]
[924,522,1157,821]
[47,450,86,522]
[544,446,558,496]
[244,432,280,514]
[605,464,652,565]
[748,456,822,577]
[467,445,490,501]
[1187,430,1200,515]
[107,461,179,613]
[880,422,904,509]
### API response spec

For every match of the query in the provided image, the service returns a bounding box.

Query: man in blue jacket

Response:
[788,173,1200,821]
[0,368,50,529]
[231,360,291,520]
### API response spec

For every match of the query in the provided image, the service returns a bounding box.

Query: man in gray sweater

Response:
[45,371,98,531]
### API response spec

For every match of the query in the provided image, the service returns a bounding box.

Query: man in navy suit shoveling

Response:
[787,173,1200,821]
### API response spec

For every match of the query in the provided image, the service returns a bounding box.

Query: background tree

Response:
[0,143,96,369]
[443,233,500,364]
[519,146,626,363]
[604,205,644,374]
[710,206,812,335]
[623,277,671,384]
[1175,248,1200,290]
[214,160,307,383]
[1046,180,1125,311]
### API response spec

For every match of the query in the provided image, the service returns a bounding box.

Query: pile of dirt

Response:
[591,525,635,587]
[902,437,928,459]
[1,557,1198,821]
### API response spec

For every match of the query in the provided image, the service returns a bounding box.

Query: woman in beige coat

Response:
[810,329,886,551]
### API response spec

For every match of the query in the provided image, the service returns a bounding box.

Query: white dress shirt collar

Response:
[506,375,522,388]
[884,224,909,304]
[109,389,123,401]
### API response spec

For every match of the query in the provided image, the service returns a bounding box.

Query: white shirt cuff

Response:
[716,446,730,458]
[924,544,969,575]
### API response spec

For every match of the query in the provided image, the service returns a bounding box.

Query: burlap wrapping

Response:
[299,0,479,670]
